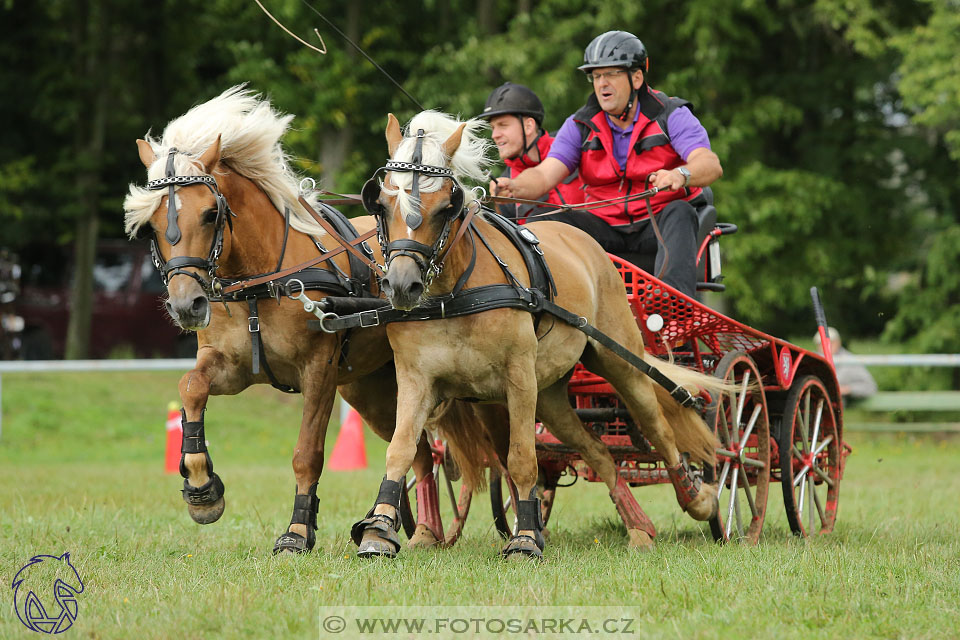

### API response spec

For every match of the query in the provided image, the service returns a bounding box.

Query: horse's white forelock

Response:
[381,110,493,222]
[122,85,325,239]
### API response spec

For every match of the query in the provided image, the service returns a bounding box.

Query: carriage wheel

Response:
[703,351,771,544]
[489,467,555,539]
[401,439,473,547]
[779,375,841,536]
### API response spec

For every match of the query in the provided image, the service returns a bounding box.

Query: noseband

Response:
[144,148,236,294]
[360,129,467,286]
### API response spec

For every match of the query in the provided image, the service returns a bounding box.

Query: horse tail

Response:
[425,400,500,492]
[644,354,739,466]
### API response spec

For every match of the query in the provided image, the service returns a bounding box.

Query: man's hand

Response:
[493,177,516,198]
[648,168,687,191]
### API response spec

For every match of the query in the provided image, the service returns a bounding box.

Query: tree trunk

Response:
[64,0,108,360]
[319,1,361,181]
[476,0,496,35]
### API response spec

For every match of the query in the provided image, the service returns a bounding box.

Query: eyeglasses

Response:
[586,69,627,83]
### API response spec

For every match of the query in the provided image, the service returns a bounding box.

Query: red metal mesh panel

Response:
[611,256,771,358]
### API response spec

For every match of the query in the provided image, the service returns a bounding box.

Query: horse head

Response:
[370,112,491,310]
[133,136,233,330]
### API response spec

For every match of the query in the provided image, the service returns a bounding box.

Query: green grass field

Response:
[1,372,959,639]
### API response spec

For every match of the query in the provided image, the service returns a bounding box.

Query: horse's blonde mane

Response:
[123,85,324,239]
[383,110,493,221]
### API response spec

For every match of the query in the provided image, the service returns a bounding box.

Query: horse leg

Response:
[582,347,719,522]
[499,359,542,560]
[272,358,339,554]
[178,355,226,525]
[536,379,656,550]
[340,369,444,548]
[351,372,436,558]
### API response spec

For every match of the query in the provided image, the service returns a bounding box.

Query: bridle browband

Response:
[144,148,236,294]
[361,129,469,287]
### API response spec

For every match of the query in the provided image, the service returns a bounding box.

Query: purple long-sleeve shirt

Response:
[548,104,711,172]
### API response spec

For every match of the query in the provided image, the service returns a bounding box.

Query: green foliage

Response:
[2,0,959,345]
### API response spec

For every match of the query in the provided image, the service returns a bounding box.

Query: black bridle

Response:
[144,148,236,294]
[360,130,467,287]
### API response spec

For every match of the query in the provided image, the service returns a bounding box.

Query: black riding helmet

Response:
[479,82,545,125]
[479,82,546,161]
[578,30,648,73]
[579,31,648,122]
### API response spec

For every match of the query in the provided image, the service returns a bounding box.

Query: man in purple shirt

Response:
[493,31,723,297]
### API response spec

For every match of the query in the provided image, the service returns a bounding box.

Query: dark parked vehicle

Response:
[15,240,196,359]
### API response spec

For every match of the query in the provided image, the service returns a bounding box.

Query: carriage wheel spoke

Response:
[813,484,827,525]
[737,463,758,517]
[716,460,732,504]
[406,477,417,491]
[793,464,811,487]
[807,476,816,533]
[799,392,811,453]
[725,467,740,539]
[735,370,750,428]
[812,434,833,457]
[738,405,763,449]
[813,462,835,487]
[717,405,734,448]
[798,470,807,514]
[741,456,766,469]
[810,399,824,455]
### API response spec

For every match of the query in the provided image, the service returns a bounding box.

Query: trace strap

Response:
[312,285,702,411]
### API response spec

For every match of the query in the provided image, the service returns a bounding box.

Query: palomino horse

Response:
[122,87,473,553]
[352,111,729,558]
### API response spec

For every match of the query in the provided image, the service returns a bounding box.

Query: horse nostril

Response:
[381,277,394,297]
[164,300,175,316]
[407,281,424,300]
[190,296,208,315]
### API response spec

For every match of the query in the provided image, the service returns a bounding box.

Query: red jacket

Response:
[573,87,702,227]
[504,131,584,222]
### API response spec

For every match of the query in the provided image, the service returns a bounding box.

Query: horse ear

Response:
[442,123,467,160]
[136,139,156,168]
[386,113,402,157]
[197,134,222,173]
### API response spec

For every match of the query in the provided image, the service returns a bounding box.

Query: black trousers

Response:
[536,199,699,297]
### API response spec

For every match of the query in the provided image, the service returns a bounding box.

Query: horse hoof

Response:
[500,535,543,561]
[273,532,312,555]
[685,484,719,521]
[357,538,398,559]
[187,496,225,524]
[407,524,441,549]
[627,529,655,551]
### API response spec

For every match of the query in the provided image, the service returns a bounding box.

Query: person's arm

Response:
[493,157,570,200]
[649,147,722,191]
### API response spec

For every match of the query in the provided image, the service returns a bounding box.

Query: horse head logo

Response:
[12,552,85,634]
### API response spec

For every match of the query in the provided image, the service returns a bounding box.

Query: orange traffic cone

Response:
[165,401,181,474]
[328,401,367,471]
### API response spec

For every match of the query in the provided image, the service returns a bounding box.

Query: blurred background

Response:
[0,0,957,383]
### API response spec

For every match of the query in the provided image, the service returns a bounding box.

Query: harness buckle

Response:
[358,310,381,328]
[248,316,260,333]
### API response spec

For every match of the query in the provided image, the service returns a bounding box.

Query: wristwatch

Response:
[676,166,692,188]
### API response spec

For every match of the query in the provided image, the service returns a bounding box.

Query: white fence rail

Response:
[1,354,957,438]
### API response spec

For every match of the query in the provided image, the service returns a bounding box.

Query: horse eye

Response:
[202,207,219,225]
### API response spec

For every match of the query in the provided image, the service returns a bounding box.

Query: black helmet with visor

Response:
[479,82,545,160]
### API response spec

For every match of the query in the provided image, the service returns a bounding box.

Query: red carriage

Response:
[400,203,851,546]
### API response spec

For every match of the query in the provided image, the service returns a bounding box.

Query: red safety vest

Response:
[504,131,584,223]
[573,87,702,227]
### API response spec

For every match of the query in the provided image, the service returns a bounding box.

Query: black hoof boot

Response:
[351,476,404,559]
[178,409,226,524]
[501,496,545,561]
[273,482,320,555]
